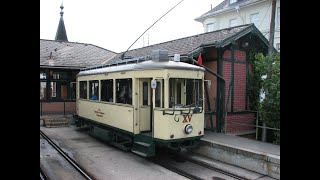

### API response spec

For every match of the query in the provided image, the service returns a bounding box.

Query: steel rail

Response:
[40,130,93,180]
[184,156,247,180]
[149,158,205,180]
[40,167,49,180]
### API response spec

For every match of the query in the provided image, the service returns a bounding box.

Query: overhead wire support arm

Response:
[120,0,185,60]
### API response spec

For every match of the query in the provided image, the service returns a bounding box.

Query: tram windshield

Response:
[169,78,203,108]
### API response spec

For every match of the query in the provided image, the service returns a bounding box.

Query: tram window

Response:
[143,82,148,105]
[186,79,203,107]
[80,81,88,99]
[89,80,99,100]
[101,79,113,102]
[169,78,203,108]
[155,81,162,107]
[116,78,132,105]
[169,79,183,107]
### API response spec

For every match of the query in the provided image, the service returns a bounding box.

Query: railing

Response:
[205,110,280,145]
[40,99,76,116]
[227,110,280,145]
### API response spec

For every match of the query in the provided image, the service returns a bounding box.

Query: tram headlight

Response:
[184,124,193,134]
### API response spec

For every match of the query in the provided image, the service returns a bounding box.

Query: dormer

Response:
[230,0,238,4]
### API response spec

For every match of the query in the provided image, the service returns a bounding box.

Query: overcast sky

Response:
[40,0,223,53]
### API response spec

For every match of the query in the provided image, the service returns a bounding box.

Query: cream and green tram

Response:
[75,53,205,157]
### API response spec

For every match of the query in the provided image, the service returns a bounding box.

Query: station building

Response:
[40,5,116,115]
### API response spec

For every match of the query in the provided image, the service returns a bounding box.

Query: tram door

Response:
[139,79,151,132]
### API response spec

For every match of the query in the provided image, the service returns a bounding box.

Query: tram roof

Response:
[77,60,205,77]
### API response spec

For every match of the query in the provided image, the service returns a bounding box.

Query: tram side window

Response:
[116,78,132,105]
[80,81,87,99]
[89,80,99,100]
[101,79,113,102]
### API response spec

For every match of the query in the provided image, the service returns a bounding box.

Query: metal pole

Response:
[262,0,277,142]
[40,101,42,116]
[256,111,259,140]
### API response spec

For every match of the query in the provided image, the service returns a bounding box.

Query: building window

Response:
[40,82,47,100]
[277,7,280,28]
[230,0,237,4]
[50,71,68,80]
[276,43,280,51]
[116,78,132,105]
[250,13,259,27]
[50,82,57,98]
[206,23,216,32]
[80,81,87,99]
[70,82,76,99]
[40,71,46,79]
[52,72,60,79]
[101,79,113,102]
[229,18,237,27]
[89,80,99,100]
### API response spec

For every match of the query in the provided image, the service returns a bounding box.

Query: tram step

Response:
[134,141,152,147]
[132,141,155,157]
[131,150,148,157]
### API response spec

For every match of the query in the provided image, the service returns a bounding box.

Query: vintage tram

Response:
[74,50,205,157]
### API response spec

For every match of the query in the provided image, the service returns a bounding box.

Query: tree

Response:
[254,53,280,144]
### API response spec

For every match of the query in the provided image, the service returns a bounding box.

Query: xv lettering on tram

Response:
[182,114,192,123]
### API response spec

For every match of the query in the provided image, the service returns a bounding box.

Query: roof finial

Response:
[55,0,68,41]
[60,1,64,17]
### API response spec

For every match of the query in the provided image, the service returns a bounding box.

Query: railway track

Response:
[149,151,247,180]
[40,130,93,180]
[40,166,49,180]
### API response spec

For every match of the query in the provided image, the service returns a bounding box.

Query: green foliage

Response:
[254,53,280,144]
[247,48,261,111]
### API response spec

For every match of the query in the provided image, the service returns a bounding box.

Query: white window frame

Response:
[277,7,280,28]
[276,43,280,51]
[250,13,259,27]
[229,18,237,27]
[230,0,237,4]
[206,23,215,32]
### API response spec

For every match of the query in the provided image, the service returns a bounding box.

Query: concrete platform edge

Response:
[192,140,280,179]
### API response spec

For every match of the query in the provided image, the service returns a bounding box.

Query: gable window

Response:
[230,0,237,4]
[206,23,216,32]
[250,13,259,27]
[229,18,237,27]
